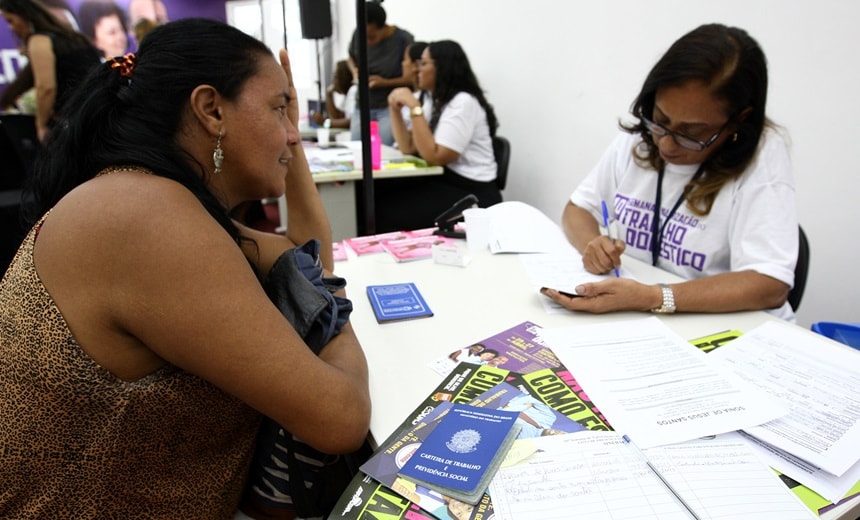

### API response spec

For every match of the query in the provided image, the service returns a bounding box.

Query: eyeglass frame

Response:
[639,113,732,152]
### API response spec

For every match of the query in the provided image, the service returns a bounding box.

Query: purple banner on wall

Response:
[0,0,227,95]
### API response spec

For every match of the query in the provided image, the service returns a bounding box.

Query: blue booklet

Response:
[366,282,434,323]
[397,404,520,504]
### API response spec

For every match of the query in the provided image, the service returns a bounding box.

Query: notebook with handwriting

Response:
[488,430,815,520]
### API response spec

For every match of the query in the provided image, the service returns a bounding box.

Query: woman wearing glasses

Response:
[544,24,798,320]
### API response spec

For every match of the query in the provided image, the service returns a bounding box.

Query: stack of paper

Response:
[537,317,860,511]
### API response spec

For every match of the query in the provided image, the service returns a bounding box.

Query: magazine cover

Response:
[328,472,436,520]
[508,365,612,431]
[432,321,562,376]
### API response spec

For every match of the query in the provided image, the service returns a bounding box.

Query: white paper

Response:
[738,431,860,504]
[519,252,635,314]
[484,201,569,254]
[488,430,815,520]
[708,321,860,477]
[540,317,787,448]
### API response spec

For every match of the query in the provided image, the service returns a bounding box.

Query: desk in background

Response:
[299,127,348,143]
[333,248,860,520]
[276,143,442,240]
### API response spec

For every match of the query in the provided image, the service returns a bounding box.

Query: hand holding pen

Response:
[600,200,623,277]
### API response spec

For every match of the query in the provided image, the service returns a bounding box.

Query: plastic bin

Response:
[811,322,860,350]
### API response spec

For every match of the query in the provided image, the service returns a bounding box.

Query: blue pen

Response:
[600,200,621,277]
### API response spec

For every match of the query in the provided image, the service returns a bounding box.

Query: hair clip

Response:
[109,53,137,79]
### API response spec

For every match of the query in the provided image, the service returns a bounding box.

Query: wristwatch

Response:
[651,283,676,314]
[410,105,424,118]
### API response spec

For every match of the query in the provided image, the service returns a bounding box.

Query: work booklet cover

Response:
[397,405,520,503]
[366,282,433,323]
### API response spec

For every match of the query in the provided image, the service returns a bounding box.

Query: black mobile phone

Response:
[540,287,582,298]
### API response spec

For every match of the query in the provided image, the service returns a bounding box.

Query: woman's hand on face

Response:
[541,278,657,313]
[279,49,300,127]
[387,87,414,109]
[581,235,625,275]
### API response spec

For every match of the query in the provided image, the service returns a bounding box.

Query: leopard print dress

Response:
[0,215,262,519]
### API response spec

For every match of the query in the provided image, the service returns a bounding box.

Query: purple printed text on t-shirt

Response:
[614,195,708,272]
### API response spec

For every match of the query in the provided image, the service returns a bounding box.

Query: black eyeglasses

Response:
[640,115,729,152]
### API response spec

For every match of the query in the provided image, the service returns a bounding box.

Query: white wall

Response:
[331,0,860,328]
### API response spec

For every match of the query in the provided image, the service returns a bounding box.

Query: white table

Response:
[333,247,860,520]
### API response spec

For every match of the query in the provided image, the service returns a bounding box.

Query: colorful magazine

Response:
[358,382,587,520]
[507,365,612,431]
[329,321,611,520]
[433,321,562,377]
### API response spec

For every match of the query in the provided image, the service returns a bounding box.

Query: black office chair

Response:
[492,135,511,191]
[787,225,809,312]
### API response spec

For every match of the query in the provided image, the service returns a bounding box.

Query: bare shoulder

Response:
[43,170,221,248]
[34,169,260,379]
[27,34,53,54]
[35,169,247,308]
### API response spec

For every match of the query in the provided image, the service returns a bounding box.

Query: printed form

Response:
[488,430,815,520]
[709,321,860,477]
[539,317,787,448]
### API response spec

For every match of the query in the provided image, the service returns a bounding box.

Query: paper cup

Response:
[463,208,492,251]
[317,128,330,144]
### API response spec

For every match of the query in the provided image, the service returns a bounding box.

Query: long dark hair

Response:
[623,23,769,216]
[0,0,91,51]
[23,18,272,244]
[426,40,498,136]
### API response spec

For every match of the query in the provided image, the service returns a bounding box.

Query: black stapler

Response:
[433,194,479,239]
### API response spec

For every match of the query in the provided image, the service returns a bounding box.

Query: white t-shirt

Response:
[333,85,357,119]
[570,128,798,320]
[433,92,497,182]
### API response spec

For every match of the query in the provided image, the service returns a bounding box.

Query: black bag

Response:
[246,239,370,518]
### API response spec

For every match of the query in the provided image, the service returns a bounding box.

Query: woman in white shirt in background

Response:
[383,39,500,233]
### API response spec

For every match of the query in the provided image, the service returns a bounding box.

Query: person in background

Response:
[403,41,427,90]
[0,0,101,141]
[132,16,156,46]
[542,24,798,320]
[383,39,500,233]
[398,40,431,131]
[348,0,413,145]
[0,18,370,518]
[41,0,77,29]
[0,0,77,112]
[312,59,356,129]
[127,0,167,28]
[78,0,128,60]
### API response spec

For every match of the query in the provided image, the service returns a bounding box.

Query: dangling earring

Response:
[213,131,224,174]
[732,132,738,143]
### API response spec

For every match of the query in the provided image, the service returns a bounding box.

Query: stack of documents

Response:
[526,317,860,515]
